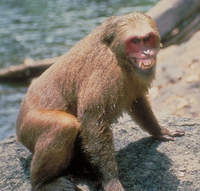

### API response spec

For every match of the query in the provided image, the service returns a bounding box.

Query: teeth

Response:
[144,61,152,66]
[136,59,154,69]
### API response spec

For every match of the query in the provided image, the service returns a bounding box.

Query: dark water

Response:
[0,0,159,140]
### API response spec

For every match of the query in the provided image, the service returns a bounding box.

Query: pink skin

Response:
[125,33,159,70]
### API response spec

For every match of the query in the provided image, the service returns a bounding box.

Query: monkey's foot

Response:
[103,179,125,191]
[35,177,82,191]
[154,129,185,141]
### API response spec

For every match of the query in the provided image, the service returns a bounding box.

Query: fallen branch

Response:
[163,11,200,47]
[147,0,200,45]
[0,57,60,82]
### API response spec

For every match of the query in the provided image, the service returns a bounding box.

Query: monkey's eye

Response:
[144,35,150,42]
[131,38,140,44]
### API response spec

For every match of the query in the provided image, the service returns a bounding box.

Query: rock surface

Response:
[149,30,200,119]
[0,115,200,191]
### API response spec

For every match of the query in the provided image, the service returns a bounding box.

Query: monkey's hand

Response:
[153,127,185,141]
[103,179,125,191]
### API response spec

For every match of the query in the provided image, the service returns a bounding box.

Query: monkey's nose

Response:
[143,49,151,55]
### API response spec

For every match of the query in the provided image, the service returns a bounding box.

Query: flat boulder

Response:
[0,115,200,191]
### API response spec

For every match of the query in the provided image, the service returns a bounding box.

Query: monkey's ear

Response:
[101,16,117,46]
[102,32,115,45]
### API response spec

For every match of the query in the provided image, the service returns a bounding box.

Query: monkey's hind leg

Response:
[21,110,80,191]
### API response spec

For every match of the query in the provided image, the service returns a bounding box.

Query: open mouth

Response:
[131,58,155,70]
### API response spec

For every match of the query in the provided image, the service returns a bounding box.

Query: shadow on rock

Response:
[19,154,32,179]
[117,137,180,191]
[16,137,180,191]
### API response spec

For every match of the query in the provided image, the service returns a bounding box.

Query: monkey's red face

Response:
[125,32,160,72]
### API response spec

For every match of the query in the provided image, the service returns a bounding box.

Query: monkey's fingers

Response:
[154,130,185,141]
[75,186,83,191]
[66,176,82,191]
[170,130,185,137]
[154,135,175,141]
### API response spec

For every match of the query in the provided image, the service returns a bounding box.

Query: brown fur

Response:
[16,12,184,191]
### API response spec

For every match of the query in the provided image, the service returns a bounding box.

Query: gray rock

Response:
[1,115,200,191]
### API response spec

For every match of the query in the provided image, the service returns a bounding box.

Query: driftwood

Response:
[0,57,60,82]
[1,0,200,82]
[147,0,200,46]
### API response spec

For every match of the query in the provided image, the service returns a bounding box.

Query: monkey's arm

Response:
[128,96,185,141]
[78,110,124,190]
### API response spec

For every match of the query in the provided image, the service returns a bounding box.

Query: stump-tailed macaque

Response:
[16,12,185,191]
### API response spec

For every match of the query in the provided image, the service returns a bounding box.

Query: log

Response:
[147,0,200,43]
[0,57,60,82]
[163,12,200,46]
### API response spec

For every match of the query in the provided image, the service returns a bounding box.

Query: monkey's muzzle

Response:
[131,58,155,70]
